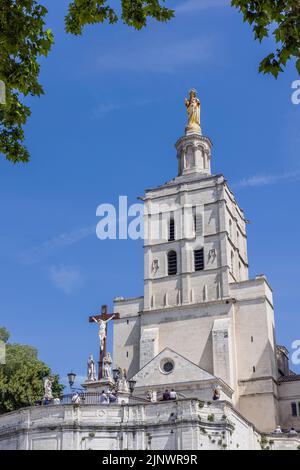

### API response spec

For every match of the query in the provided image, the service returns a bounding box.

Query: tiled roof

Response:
[278,374,300,383]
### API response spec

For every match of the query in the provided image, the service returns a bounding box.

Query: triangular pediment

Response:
[131,347,217,389]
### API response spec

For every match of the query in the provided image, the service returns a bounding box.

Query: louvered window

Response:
[194,213,203,236]
[168,250,177,275]
[169,218,175,241]
[194,249,204,271]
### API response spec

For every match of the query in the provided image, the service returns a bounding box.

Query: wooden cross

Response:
[89,305,120,380]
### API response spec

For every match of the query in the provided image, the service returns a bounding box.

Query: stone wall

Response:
[0,399,299,450]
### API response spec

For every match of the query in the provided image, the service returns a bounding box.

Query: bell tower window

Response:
[169,217,175,241]
[194,249,204,271]
[168,250,177,276]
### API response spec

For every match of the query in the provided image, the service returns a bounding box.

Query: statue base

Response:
[116,391,131,405]
[82,378,115,394]
[185,124,202,136]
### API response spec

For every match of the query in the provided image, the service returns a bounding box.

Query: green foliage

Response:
[0,331,64,414]
[1,1,299,164]
[207,413,215,422]
[65,0,174,35]
[0,327,10,344]
[0,1,173,164]
[0,0,54,163]
[231,0,300,77]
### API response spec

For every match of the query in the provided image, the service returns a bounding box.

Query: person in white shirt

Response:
[289,427,297,436]
[274,425,283,434]
[71,393,81,405]
[100,390,109,405]
[169,389,177,400]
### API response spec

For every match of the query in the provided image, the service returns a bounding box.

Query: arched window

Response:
[169,217,175,241]
[168,250,177,275]
[185,146,195,169]
[229,219,233,238]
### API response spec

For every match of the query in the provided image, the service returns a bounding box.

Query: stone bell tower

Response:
[143,89,248,313]
[113,90,278,432]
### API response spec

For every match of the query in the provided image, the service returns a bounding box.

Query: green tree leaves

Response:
[0,330,64,414]
[65,0,118,35]
[0,1,173,164]
[65,0,174,35]
[0,327,10,344]
[0,1,54,163]
[231,0,300,78]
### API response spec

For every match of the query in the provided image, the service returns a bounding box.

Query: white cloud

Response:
[176,0,229,14]
[93,99,151,118]
[20,225,95,265]
[49,265,84,295]
[96,36,214,73]
[93,103,122,118]
[234,170,300,189]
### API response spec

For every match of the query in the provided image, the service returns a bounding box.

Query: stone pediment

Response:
[131,347,217,389]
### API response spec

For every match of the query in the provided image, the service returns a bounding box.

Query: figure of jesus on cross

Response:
[92,314,114,352]
[89,305,119,380]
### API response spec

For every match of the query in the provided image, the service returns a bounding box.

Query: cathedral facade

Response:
[0,92,300,450]
[113,90,300,434]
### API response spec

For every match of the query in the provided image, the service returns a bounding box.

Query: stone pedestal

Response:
[82,379,115,393]
[116,392,130,404]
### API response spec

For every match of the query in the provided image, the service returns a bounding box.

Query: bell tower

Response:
[143,90,249,312]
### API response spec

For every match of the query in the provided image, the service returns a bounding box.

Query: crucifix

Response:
[89,305,120,380]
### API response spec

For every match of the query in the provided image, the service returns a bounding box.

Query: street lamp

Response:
[67,371,76,389]
[128,379,136,395]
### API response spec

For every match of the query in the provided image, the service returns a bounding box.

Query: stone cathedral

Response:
[0,91,300,450]
[113,90,300,433]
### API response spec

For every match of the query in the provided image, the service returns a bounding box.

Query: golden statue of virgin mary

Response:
[184,89,201,134]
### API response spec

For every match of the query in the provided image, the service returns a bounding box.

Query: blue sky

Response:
[0,0,299,388]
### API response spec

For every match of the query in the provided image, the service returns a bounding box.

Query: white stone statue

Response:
[115,367,129,393]
[43,376,54,400]
[92,315,115,351]
[103,352,112,380]
[87,354,96,381]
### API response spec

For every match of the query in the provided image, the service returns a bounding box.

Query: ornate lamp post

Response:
[128,379,136,395]
[67,371,76,389]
